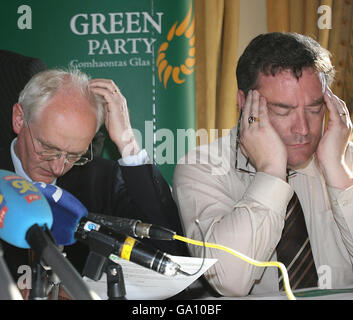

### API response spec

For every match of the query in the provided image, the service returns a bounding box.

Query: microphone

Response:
[87,213,176,241]
[32,182,175,242]
[0,170,53,248]
[0,170,97,300]
[33,182,182,276]
[76,217,180,276]
[34,182,176,245]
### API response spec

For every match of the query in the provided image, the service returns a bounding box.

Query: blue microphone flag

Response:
[0,170,53,248]
[33,182,88,246]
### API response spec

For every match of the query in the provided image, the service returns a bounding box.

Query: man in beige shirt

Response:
[173,33,353,297]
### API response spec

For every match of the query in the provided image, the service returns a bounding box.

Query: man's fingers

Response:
[258,96,269,127]
[89,79,120,94]
[90,86,114,105]
[241,90,253,130]
[325,87,349,121]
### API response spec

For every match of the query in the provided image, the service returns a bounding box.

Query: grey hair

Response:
[18,68,105,132]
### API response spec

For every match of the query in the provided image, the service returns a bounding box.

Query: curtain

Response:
[194,0,240,143]
[267,0,353,115]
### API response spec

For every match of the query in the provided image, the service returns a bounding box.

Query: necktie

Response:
[277,192,318,290]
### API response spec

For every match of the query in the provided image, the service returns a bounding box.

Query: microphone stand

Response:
[0,242,23,300]
[29,262,62,300]
[46,264,61,300]
[28,260,48,300]
[82,231,126,300]
[26,224,96,300]
[105,260,126,300]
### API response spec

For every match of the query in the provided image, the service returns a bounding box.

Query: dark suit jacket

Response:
[0,144,188,280]
[0,50,47,149]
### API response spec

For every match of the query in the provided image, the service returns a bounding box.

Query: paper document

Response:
[84,255,217,300]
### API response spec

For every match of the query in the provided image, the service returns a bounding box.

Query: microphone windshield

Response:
[0,170,53,248]
[33,183,88,246]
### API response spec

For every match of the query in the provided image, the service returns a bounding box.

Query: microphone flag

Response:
[33,182,88,246]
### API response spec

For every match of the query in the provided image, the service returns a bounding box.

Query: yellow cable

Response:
[174,234,296,300]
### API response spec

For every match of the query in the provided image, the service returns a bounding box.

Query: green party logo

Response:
[157,3,195,89]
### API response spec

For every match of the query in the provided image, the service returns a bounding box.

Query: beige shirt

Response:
[173,126,353,297]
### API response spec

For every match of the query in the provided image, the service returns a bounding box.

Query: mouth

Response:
[39,167,55,177]
[288,143,310,148]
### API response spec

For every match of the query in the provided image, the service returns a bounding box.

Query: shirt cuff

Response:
[327,184,353,246]
[118,149,150,166]
[244,172,293,215]
[327,184,353,208]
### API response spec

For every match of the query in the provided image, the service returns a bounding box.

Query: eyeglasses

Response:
[26,122,93,166]
[234,111,297,179]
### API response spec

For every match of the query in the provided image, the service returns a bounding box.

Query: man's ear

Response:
[237,90,246,111]
[12,103,25,134]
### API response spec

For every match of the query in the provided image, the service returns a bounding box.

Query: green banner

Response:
[0,0,196,184]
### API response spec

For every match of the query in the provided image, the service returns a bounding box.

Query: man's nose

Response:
[292,109,309,136]
[48,155,67,176]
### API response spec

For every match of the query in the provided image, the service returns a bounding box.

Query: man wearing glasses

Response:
[0,69,187,283]
[173,33,353,297]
